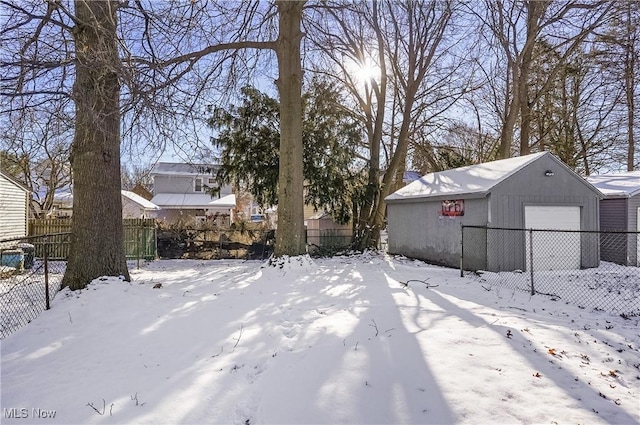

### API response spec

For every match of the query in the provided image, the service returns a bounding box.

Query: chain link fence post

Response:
[44,236,50,310]
[460,224,464,277]
[136,225,141,269]
[528,228,535,295]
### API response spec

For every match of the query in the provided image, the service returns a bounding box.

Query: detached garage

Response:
[385,152,602,272]
[586,171,640,266]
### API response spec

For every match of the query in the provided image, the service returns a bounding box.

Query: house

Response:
[50,191,73,218]
[122,190,161,219]
[0,170,31,239]
[149,162,236,225]
[385,152,602,272]
[50,190,160,219]
[585,171,640,266]
[306,211,352,253]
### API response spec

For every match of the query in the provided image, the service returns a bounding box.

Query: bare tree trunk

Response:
[355,0,387,250]
[519,1,547,156]
[63,0,129,289]
[274,1,306,257]
[499,71,519,159]
[625,3,636,171]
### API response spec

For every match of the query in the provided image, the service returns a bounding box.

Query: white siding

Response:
[0,173,29,239]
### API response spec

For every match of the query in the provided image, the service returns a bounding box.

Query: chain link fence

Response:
[461,226,640,317]
[307,228,353,256]
[0,233,70,339]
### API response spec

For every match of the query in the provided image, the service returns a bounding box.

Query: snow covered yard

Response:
[1,253,639,424]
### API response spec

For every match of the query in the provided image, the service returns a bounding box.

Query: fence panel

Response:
[29,218,157,261]
[124,218,157,260]
[461,226,640,317]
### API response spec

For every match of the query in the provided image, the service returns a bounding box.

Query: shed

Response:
[385,152,602,272]
[121,190,161,219]
[306,211,351,254]
[0,171,30,239]
[585,171,640,266]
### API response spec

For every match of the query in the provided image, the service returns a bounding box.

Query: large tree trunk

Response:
[274,1,306,257]
[63,0,129,290]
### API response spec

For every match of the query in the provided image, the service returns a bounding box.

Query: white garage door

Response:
[525,206,581,271]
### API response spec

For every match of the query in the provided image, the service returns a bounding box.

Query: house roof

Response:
[121,190,160,210]
[386,152,551,201]
[386,152,600,202]
[585,171,640,198]
[53,190,161,210]
[150,162,221,176]
[150,193,236,210]
[0,170,30,193]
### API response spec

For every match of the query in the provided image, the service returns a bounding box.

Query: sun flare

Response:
[345,57,380,85]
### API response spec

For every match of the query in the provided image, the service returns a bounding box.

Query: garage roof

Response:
[386,152,571,201]
[150,193,236,209]
[585,171,640,198]
[122,190,160,210]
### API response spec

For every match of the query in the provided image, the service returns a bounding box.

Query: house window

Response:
[194,178,203,192]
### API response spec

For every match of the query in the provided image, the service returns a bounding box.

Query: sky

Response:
[1,253,639,425]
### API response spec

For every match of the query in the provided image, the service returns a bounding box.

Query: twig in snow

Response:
[401,279,439,288]
[354,341,359,351]
[212,346,224,358]
[369,319,379,337]
[131,392,146,407]
[232,324,244,351]
[68,312,73,323]
[86,399,106,415]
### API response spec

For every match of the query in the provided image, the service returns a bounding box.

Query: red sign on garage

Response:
[441,199,464,216]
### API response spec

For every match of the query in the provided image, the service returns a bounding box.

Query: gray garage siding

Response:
[387,197,487,268]
[488,194,599,269]
[486,157,600,269]
[628,195,640,266]
[599,199,628,265]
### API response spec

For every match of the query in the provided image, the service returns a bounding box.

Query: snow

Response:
[150,193,236,209]
[2,253,639,425]
[121,191,160,211]
[586,172,640,198]
[385,152,547,200]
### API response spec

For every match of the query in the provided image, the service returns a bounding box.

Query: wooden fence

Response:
[28,218,157,260]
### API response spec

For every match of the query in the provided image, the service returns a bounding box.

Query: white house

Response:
[122,190,161,219]
[0,171,30,239]
[51,190,160,219]
[150,162,236,225]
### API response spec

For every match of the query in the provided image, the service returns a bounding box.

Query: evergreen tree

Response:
[209,77,363,224]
